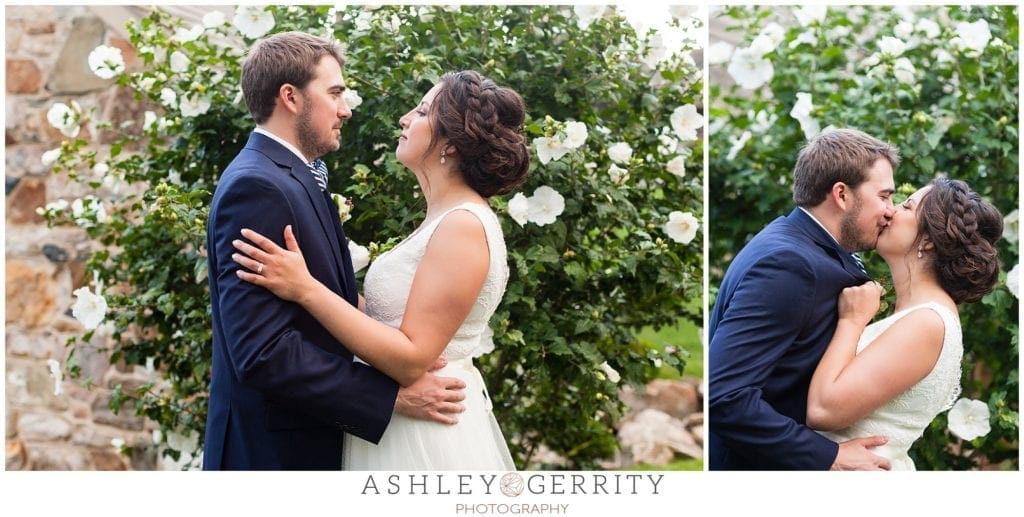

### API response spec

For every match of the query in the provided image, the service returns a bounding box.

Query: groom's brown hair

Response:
[242,31,346,124]
[792,128,900,207]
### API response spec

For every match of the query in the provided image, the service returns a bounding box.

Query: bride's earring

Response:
[917,245,923,259]
[440,148,447,164]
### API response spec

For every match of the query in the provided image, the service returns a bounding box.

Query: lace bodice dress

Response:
[343,202,515,470]
[818,302,963,470]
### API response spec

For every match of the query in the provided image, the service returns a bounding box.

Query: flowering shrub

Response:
[40,5,702,469]
[710,5,1018,469]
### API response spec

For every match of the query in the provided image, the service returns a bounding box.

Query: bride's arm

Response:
[806,282,946,431]
[232,212,489,387]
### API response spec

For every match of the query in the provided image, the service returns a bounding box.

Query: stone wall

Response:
[5,5,162,470]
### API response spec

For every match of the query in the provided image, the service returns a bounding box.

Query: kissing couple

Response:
[709,128,1003,470]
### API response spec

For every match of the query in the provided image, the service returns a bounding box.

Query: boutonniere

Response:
[331,193,355,223]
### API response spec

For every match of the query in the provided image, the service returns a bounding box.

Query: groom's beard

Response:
[296,102,341,161]
[839,196,877,252]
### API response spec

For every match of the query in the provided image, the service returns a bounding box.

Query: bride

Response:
[230,70,529,470]
[807,178,1003,470]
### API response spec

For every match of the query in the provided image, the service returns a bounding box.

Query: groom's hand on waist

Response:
[831,436,892,471]
[394,360,467,425]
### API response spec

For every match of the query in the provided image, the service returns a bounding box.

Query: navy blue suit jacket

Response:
[708,208,870,470]
[203,132,399,470]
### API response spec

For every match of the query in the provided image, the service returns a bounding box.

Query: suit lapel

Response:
[244,133,351,295]
[289,166,350,295]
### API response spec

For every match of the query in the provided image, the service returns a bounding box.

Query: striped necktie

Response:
[851,252,867,276]
[309,158,328,191]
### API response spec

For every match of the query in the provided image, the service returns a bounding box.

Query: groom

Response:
[709,128,898,470]
[204,31,465,470]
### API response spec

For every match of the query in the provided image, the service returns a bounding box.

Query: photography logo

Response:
[362,472,663,514]
[499,472,524,497]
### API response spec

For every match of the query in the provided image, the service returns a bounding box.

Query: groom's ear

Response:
[831,182,851,209]
[277,84,302,115]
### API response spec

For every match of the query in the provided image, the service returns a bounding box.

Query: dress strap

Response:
[894,301,959,327]
[420,202,503,251]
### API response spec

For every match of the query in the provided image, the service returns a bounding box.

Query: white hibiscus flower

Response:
[726,130,753,161]
[179,94,211,118]
[534,136,570,165]
[894,21,915,40]
[657,130,679,156]
[1002,209,1018,243]
[827,25,851,40]
[573,5,605,30]
[947,398,991,441]
[348,240,371,272]
[670,104,703,142]
[608,164,629,184]
[47,102,81,138]
[526,186,565,226]
[160,88,178,109]
[748,34,776,57]
[727,47,774,90]
[342,89,363,110]
[233,6,275,39]
[790,92,821,140]
[668,6,697,20]
[71,196,108,226]
[1006,263,1019,299]
[599,361,621,384]
[952,19,991,54]
[331,193,352,223]
[759,22,786,47]
[136,76,156,92]
[792,5,827,27]
[41,148,62,166]
[87,45,126,80]
[169,50,191,73]
[878,36,907,57]
[608,142,633,164]
[706,41,735,66]
[562,121,588,150]
[666,156,686,177]
[72,276,108,330]
[202,11,226,28]
[664,211,699,244]
[143,111,158,132]
[916,18,941,39]
[173,24,204,43]
[893,57,916,85]
[788,31,817,49]
[507,192,530,227]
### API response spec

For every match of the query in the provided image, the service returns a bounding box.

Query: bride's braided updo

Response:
[917,178,1003,303]
[429,70,530,197]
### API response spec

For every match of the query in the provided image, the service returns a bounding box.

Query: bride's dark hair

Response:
[917,178,1003,304]
[428,70,530,197]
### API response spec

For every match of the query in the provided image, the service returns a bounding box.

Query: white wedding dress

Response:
[818,302,963,470]
[343,202,516,470]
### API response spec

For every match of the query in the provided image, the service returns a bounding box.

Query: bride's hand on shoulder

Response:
[837,281,882,327]
[232,225,316,303]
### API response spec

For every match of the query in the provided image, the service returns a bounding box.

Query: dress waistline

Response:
[445,357,493,411]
